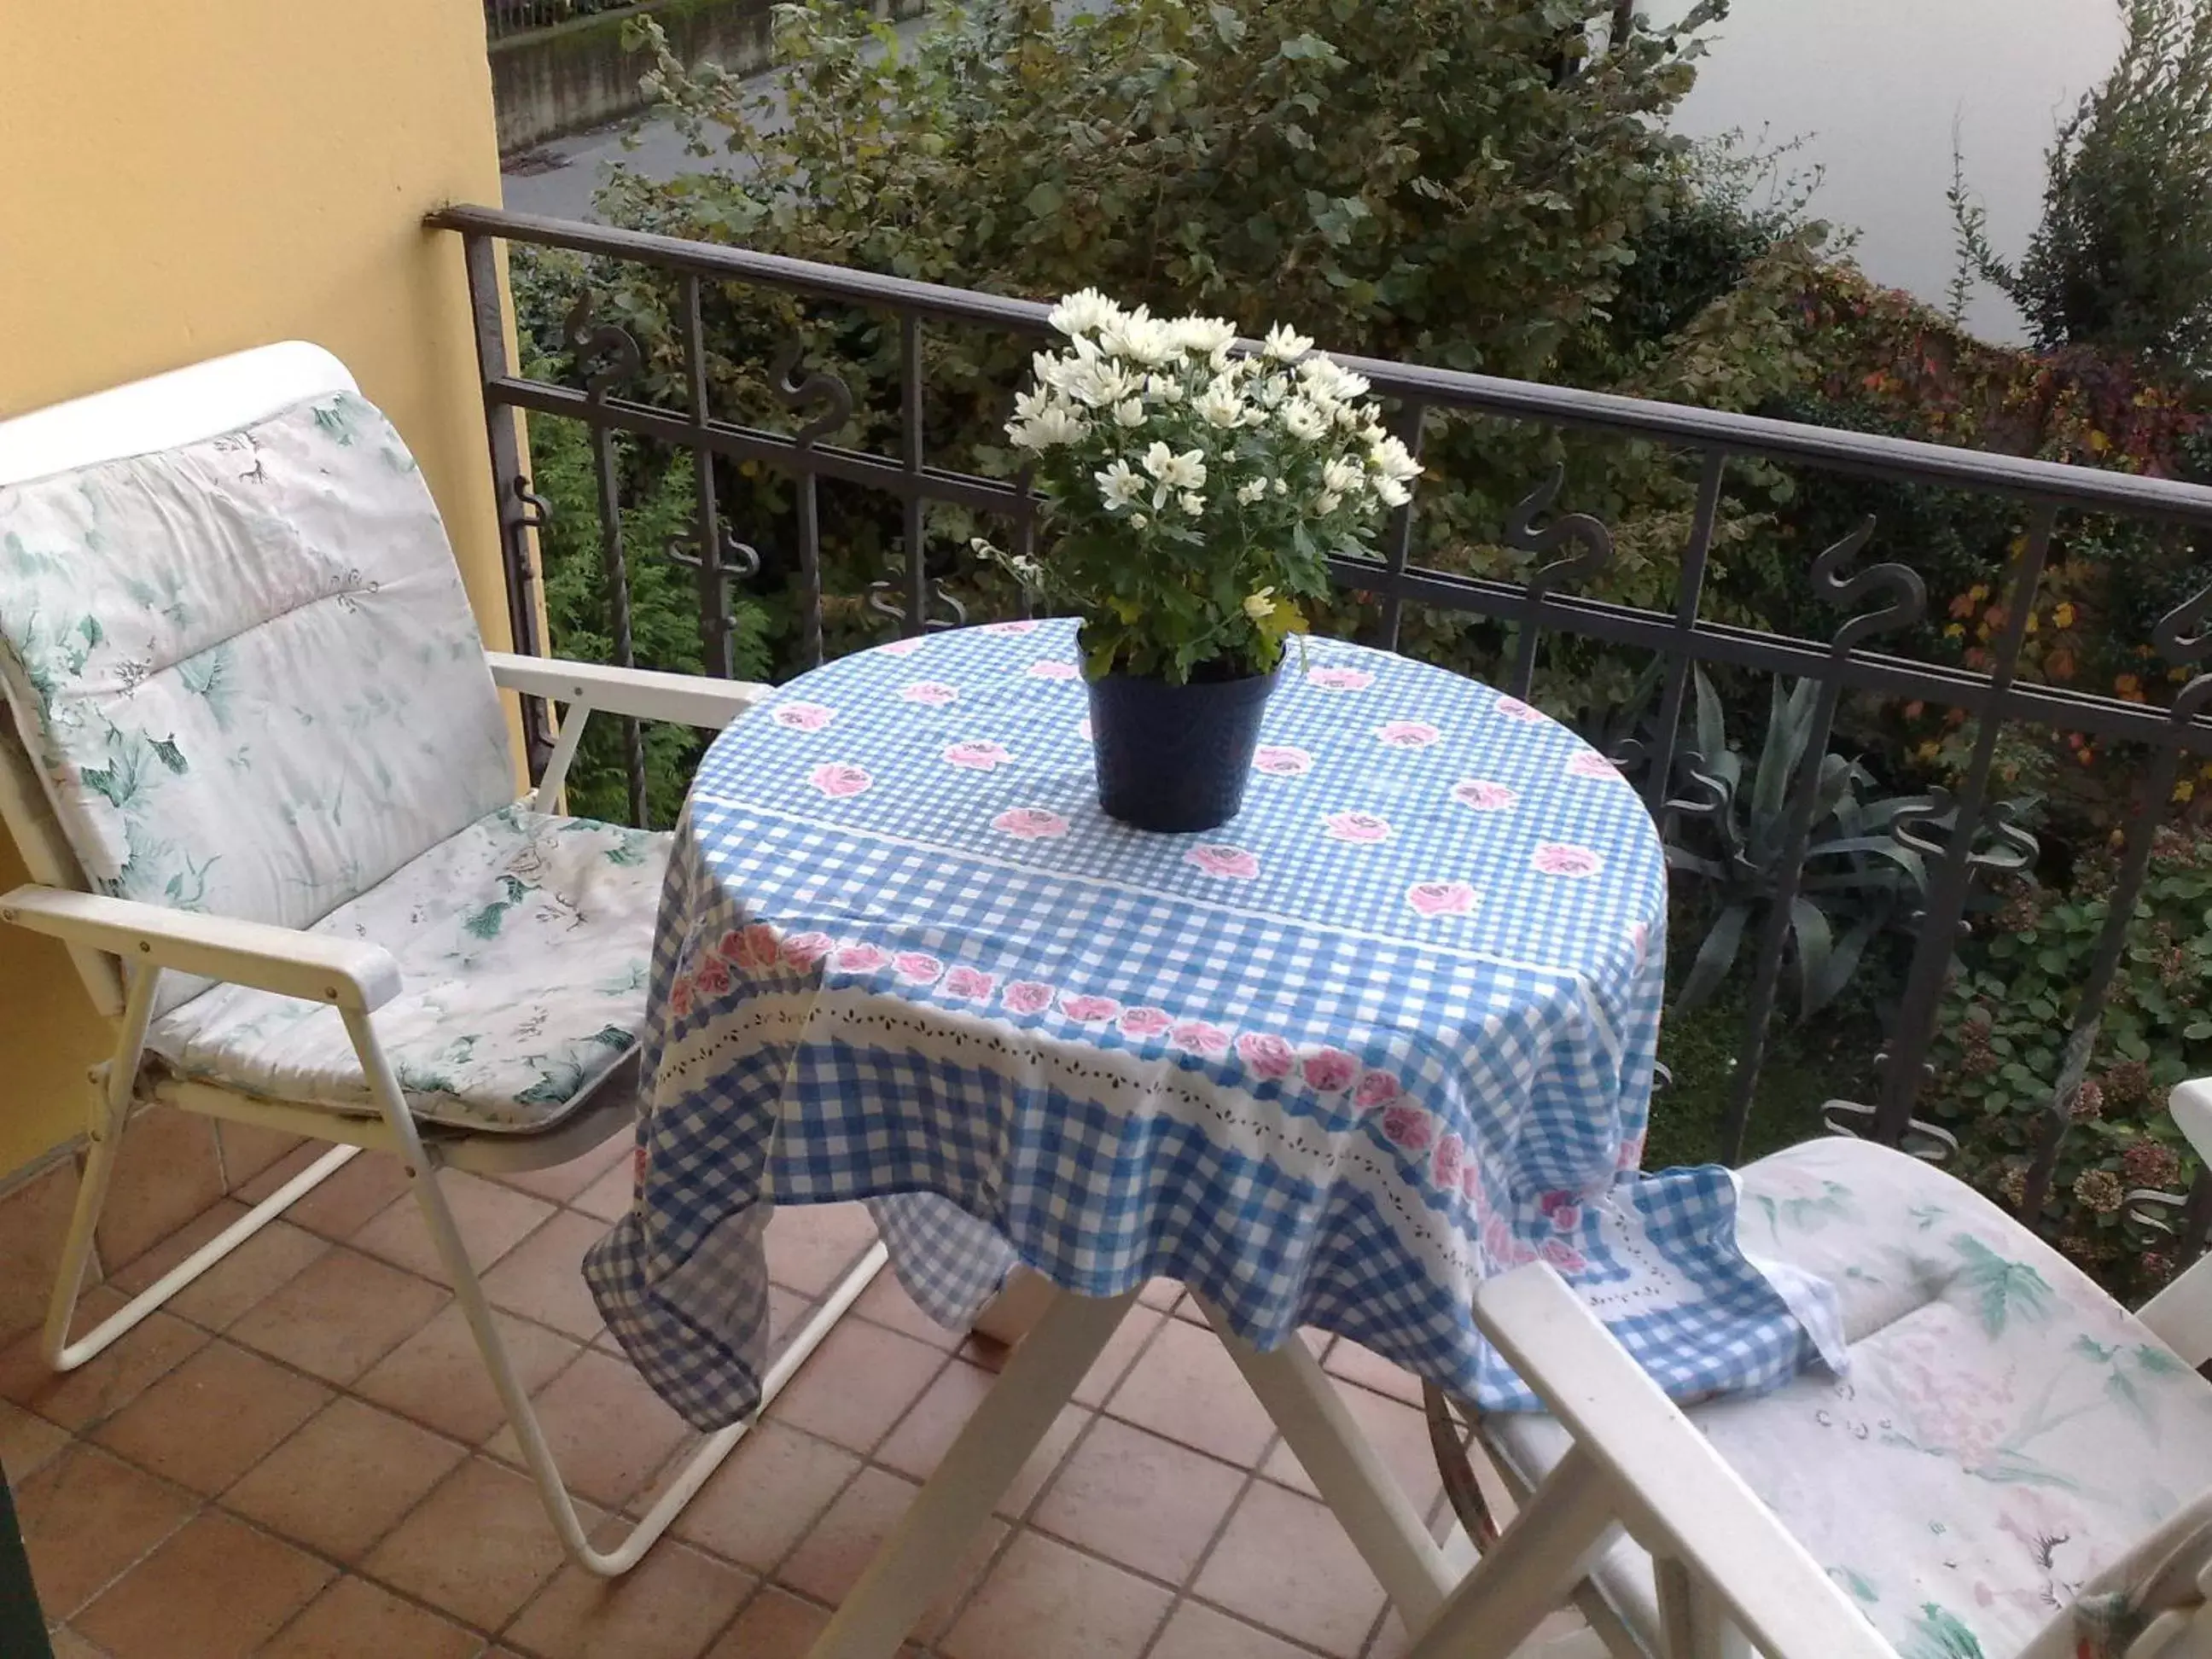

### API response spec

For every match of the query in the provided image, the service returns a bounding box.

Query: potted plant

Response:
[978,289,1421,832]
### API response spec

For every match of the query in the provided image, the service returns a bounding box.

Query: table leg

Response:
[1199,1301,1460,1627]
[805,1285,1138,1659]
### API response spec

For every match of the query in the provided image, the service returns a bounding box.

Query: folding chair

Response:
[1412,1099,2212,1658]
[0,341,884,1575]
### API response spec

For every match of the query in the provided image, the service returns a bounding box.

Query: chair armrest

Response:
[0,886,400,1011]
[2135,1078,2212,1361]
[485,652,769,730]
[1476,1266,1891,1659]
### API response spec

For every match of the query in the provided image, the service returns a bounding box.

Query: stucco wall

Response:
[0,0,516,1177]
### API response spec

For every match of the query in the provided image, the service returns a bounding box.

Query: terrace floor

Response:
[3,1127,1560,1659]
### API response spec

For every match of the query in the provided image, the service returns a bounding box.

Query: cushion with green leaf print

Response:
[1488,1136,2212,1659]
[143,804,665,1132]
[0,390,515,1015]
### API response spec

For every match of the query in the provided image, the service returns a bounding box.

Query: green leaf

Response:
[1023,179,1063,218]
[1789,896,1834,1022]
[1678,903,1749,1010]
[1206,3,1245,42]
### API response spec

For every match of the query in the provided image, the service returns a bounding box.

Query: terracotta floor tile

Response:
[230,1247,449,1383]
[573,1161,636,1224]
[940,1530,1173,1659]
[1193,1481,1386,1657]
[1030,1417,1245,1584]
[94,1106,227,1268]
[1103,1318,1274,1466]
[670,1419,859,1572]
[93,1339,329,1495]
[874,1357,996,1481]
[765,1318,945,1455]
[106,1197,246,1295]
[350,1173,556,1287]
[0,1397,70,1478]
[484,1348,691,1509]
[223,1395,467,1561]
[0,1292,208,1431]
[364,1456,586,1631]
[486,1134,628,1206]
[480,1212,612,1342]
[853,1268,963,1351]
[74,1508,332,1658]
[704,1586,928,1659]
[15,1445,196,1617]
[233,1143,319,1202]
[1153,1600,1320,1659]
[996,1404,1091,1521]
[107,1201,329,1333]
[249,1150,412,1240]
[1261,1379,1442,1514]
[1322,1340,1424,1409]
[764,1202,880,1298]
[776,1466,1004,1639]
[213,1119,305,1190]
[507,1540,753,1659]
[1070,1305,1163,1409]
[0,1158,90,1348]
[261,1574,480,1659]
[356,1303,581,1444]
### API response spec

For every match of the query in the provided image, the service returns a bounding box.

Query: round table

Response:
[586,619,1842,1432]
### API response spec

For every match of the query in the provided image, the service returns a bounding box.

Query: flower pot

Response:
[1088,666,1279,833]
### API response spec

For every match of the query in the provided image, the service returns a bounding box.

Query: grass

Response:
[1643,989,1874,1170]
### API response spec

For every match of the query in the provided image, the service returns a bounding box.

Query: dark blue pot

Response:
[1088,666,1280,833]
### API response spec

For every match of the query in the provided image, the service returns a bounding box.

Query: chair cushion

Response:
[143,804,666,1133]
[1488,1136,2212,1659]
[0,391,515,1014]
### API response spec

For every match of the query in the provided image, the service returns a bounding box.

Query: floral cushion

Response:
[143,804,666,1133]
[2015,1493,2212,1659]
[1487,1136,2212,1659]
[0,391,515,1014]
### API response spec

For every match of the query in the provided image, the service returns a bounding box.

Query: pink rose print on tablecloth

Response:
[1483,1215,1536,1269]
[1375,719,1441,748]
[1027,660,1080,681]
[1118,1006,1173,1039]
[1533,843,1603,878]
[944,740,1013,771]
[1540,1239,1588,1273]
[1252,745,1313,777]
[1301,1047,1359,1093]
[1380,1104,1433,1154]
[1432,1132,1465,1192]
[693,956,732,998]
[808,763,872,799]
[782,931,835,969]
[1406,881,1478,918]
[1186,844,1260,880]
[899,680,961,707]
[670,977,695,1019]
[1002,980,1055,1015]
[1615,1130,1647,1173]
[1307,665,1375,692]
[1074,717,1093,742]
[1567,750,1621,780]
[831,943,891,975]
[1235,1032,1296,1080]
[771,701,835,731]
[1539,1190,1582,1232]
[1323,812,1391,845]
[1493,696,1545,724]
[943,966,998,1001]
[1060,993,1122,1025]
[981,619,1039,636]
[1170,1020,1231,1056]
[1627,920,1650,968]
[894,952,945,986]
[1450,779,1518,812]
[993,806,1068,840]
[877,636,927,656]
[1460,1165,1484,1208]
[1354,1070,1402,1110]
[719,924,782,974]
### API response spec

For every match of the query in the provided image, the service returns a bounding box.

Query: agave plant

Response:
[1665,669,1935,1020]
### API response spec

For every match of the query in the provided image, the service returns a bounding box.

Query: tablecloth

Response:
[585,619,1845,1431]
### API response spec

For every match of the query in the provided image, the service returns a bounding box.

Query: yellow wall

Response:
[0,0,516,1175]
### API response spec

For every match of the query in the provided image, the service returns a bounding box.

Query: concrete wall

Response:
[0,0,518,1179]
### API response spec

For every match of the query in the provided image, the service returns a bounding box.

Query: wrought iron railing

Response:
[482,0,636,41]
[428,201,2212,1252]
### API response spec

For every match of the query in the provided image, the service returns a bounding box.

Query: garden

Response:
[509,0,2212,1300]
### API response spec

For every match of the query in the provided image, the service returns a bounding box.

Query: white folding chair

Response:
[0,341,884,1576]
[1412,1092,2212,1659]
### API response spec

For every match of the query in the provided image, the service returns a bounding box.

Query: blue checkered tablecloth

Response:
[585,620,1846,1431]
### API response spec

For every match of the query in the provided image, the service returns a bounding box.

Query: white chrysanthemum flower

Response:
[1242,407,1270,428]
[1113,399,1145,428]
[1236,478,1268,504]
[1180,492,1205,516]
[1263,323,1315,360]
[1279,399,1329,441]
[1095,459,1144,510]
[1322,457,1363,494]
[1011,405,1088,450]
[1013,387,1051,422]
[1167,316,1237,356]
[1273,477,1289,496]
[1143,372,1185,405]
[1194,378,1245,429]
[1362,421,1388,445]
[1104,312,1175,365]
[1130,511,1150,529]
[1243,586,1277,620]
[1140,443,1208,491]
[1374,476,1412,509]
[1050,288,1121,338]
[1255,375,1290,410]
[1316,489,1343,515]
[1335,404,1362,431]
[1370,435,1422,481]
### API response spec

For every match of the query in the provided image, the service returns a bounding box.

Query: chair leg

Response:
[404,1154,888,1577]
